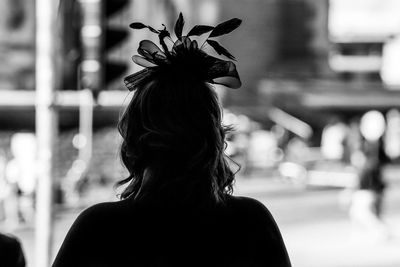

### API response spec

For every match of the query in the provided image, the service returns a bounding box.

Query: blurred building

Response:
[257,0,400,144]
[0,0,35,90]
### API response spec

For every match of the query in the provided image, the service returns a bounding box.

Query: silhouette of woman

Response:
[53,13,291,267]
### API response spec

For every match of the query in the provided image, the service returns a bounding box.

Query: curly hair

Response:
[117,70,237,204]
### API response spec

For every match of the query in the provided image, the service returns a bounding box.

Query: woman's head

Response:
[118,14,242,203]
[117,71,236,203]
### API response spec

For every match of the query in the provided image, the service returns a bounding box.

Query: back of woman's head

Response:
[118,73,235,203]
[117,13,242,204]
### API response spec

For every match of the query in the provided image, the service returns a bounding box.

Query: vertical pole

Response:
[78,89,93,172]
[35,0,59,266]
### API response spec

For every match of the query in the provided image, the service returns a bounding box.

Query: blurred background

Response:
[1,0,400,266]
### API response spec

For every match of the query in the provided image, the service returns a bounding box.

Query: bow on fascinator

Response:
[124,13,242,91]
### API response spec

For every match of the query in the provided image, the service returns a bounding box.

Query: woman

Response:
[53,13,291,267]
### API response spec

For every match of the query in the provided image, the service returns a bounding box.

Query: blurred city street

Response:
[2,0,400,266]
[8,169,400,267]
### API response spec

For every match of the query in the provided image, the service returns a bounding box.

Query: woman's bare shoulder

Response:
[226,195,274,217]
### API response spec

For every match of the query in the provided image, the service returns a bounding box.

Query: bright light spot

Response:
[360,110,386,141]
[199,0,218,24]
[72,134,87,149]
[223,112,238,126]
[381,36,400,87]
[72,159,87,173]
[81,25,102,38]
[81,60,100,73]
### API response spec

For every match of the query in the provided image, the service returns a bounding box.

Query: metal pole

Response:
[35,0,59,266]
[79,89,93,164]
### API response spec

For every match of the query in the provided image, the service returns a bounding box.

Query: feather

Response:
[129,22,159,34]
[174,12,185,40]
[206,40,236,60]
[129,22,147,29]
[187,25,214,36]
[209,18,241,38]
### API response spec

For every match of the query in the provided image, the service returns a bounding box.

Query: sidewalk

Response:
[283,214,400,267]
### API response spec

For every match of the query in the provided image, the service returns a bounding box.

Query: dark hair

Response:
[117,70,237,204]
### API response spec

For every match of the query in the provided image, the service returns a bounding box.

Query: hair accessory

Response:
[125,13,242,91]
